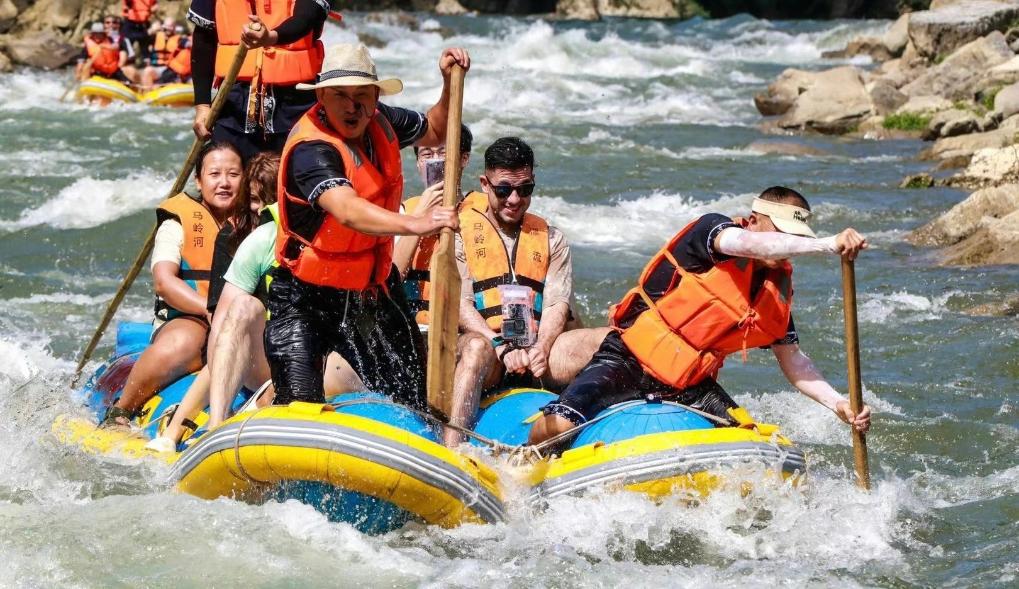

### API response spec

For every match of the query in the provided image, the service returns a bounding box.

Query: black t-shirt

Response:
[617,213,798,346]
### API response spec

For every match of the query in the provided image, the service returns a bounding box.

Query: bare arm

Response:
[773,343,871,432]
[153,261,208,316]
[317,185,456,237]
[392,182,445,277]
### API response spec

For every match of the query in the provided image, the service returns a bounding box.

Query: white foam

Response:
[857,291,955,324]
[0,172,171,231]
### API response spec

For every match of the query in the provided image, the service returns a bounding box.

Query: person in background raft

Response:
[393,124,486,326]
[264,43,469,409]
[528,186,873,445]
[76,22,132,84]
[103,15,138,70]
[187,0,329,160]
[447,137,611,446]
[140,20,192,90]
[102,142,244,428]
[122,0,156,66]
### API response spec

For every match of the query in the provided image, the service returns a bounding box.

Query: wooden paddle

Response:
[71,45,250,387]
[841,256,871,490]
[426,64,466,420]
[61,58,94,103]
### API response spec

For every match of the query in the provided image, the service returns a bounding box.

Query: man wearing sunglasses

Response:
[528,186,872,446]
[445,137,611,446]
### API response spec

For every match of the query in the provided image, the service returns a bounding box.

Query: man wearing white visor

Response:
[530,186,871,445]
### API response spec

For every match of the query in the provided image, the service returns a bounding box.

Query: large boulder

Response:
[868,78,908,115]
[901,31,1013,101]
[940,207,1019,265]
[923,108,981,140]
[1,30,78,69]
[434,0,469,14]
[985,55,1019,87]
[895,94,954,115]
[753,68,814,116]
[557,0,599,19]
[907,1,1019,60]
[882,13,911,55]
[778,66,873,134]
[993,81,1019,119]
[908,183,1019,246]
[0,49,10,73]
[13,0,84,31]
[948,145,1019,187]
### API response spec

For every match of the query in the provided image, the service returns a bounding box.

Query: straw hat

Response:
[751,198,816,238]
[296,43,403,95]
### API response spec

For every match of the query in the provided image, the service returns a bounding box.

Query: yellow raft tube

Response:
[76,76,193,107]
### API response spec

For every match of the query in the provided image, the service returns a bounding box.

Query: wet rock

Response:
[1,30,77,70]
[777,66,874,134]
[435,0,469,14]
[364,12,421,30]
[947,145,1019,187]
[900,173,936,188]
[965,296,1019,316]
[0,49,10,73]
[935,153,974,169]
[753,68,813,117]
[908,183,1019,246]
[823,37,894,61]
[869,79,908,115]
[923,108,979,140]
[907,1,1019,61]
[993,81,1019,120]
[597,0,704,19]
[745,140,828,156]
[902,32,1013,101]
[557,0,599,19]
[357,32,387,48]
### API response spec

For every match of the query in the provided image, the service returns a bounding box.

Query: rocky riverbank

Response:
[754,0,1019,271]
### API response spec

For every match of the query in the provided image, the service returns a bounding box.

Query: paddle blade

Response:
[426,229,461,419]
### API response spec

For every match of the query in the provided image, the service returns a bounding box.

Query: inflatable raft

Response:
[76,76,193,107]
[56,321,805,530]
[475,388,806,502]
[53,322,504,533]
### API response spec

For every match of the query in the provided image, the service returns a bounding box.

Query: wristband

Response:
[490,336,505,349]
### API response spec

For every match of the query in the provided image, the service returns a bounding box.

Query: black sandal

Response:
[99,406,136,429]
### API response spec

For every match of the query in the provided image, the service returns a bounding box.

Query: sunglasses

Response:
[486,177,535,199]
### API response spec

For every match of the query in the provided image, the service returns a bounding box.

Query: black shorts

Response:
[97,69,132,83]
[121,20,150,50]
[264,268,427,408]
[156,67,183,85]
[542,331,739,426]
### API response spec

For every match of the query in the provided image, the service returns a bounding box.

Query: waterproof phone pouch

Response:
[423,157,445,188]
[498,284,536,348]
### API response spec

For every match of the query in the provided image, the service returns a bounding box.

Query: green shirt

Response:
[223,222,277,294]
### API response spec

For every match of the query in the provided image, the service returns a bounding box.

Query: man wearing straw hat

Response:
[263,43,470,409]
[529,186,873,445]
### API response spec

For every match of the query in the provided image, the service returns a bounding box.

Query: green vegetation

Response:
[883,112,932,131]
[980,86,1003,111]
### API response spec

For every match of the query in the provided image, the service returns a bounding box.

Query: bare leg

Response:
[139,66,156,92]
[323,353,364,396]
[111,318,207,422]
[527,414,576,445]
[443,332,502,447]
[544,327,612,389]
[159,365,211,444]
[207,295,266,429]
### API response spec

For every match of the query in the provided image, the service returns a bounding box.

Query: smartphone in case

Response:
[424,158,445,187]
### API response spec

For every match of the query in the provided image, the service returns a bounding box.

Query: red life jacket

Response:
[611,217,794,389]
[402,191,487,325]
[214,0,323,86]
[167,39,192,77]
[123,0,157,24]
[275,107,403,290]
[84,37,121,76]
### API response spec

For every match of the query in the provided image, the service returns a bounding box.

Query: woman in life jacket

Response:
[102,142,245,428]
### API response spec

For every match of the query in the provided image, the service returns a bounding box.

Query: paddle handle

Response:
[71,45,250,386]
[841,256,871,490]
[425,64,466,417]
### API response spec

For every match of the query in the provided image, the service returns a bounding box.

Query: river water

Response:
[1,12,1017,588]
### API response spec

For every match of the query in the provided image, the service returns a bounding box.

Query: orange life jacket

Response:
[123,0,157,23]
[214,0,323,86]
[84,37,121,77]
[460,206,550,332]
[152,31,180,66]
[154,193,225,320]
[167,40,191,77]
[403,191,488,325]
[611,217,794,390]
[276,107,403,291]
